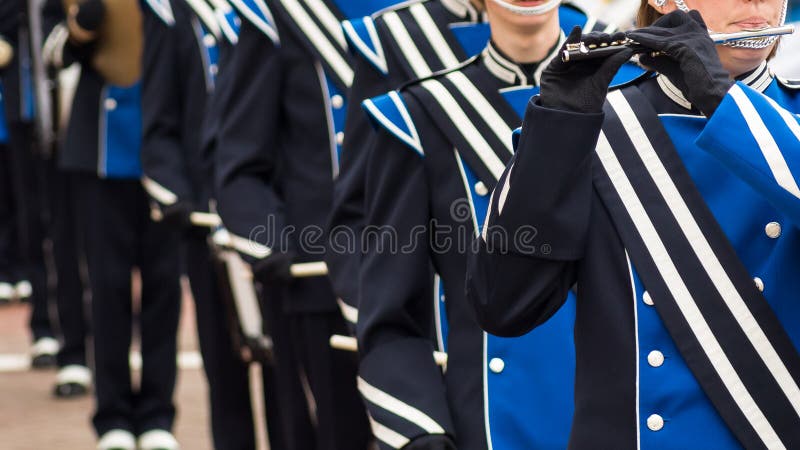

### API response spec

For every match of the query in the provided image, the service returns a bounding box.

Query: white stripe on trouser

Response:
[357,377,446,434]
[728,84,800,199]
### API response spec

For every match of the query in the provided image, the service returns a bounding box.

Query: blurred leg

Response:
[135,183,180,434]
[292,312,371,450]
[184,234,257,449]
[76,175,137,435]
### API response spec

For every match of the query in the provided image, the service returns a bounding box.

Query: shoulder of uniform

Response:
[558,1,614,33]
[776,75,800,90]
[143,0,176,25]
[342,16,387,74]
[371,0,431,20]
[608,68,654,92]
[362,91,424,157]
[228,0,279,44]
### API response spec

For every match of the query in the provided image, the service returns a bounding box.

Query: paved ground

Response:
[0,281,270,450]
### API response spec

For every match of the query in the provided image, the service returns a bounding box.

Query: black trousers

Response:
[74,174,181,436]
[51,168,88,368]
[289,312,372,450]
[259,282,316,450]
[0,143,17,283]
[183,235,259,450]
[260,278,371,450]
[6,122,52,340]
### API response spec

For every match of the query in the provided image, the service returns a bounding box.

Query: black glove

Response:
[160,201,194,229]
[540,26,636,114]
[628,10,733,116]
[252,251,295,284]
[402,434,456,450]
[74,0,105,32]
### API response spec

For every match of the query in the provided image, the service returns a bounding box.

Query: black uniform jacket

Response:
[215,1,348,313]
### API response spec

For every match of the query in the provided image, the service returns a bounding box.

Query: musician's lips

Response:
[732,17,770,30]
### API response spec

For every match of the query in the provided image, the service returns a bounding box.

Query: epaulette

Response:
[228,0,279,44]
[144,0,176,25]
[342,16,387,74]
[184,0,221,37]
[777,75,800,90]
[215,1,241,44]
[362,91,424,156]
[608,69,655,92]
[560,1,614,33]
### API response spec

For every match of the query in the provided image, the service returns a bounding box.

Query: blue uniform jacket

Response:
[467,63,800,448]
[359,23,643,448]
[42,13,143,179]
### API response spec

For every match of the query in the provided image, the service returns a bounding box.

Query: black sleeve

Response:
[326,52,392,316]
[0,0,23,41]
[140,3,194,208]
[357,100,455,447]
[215,19,287,263]
[466,98,603,336]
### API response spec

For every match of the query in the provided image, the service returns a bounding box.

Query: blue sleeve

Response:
[697,82,800,224]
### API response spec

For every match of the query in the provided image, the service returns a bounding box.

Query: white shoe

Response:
[97,429,136,450]
[0,282,14,301]
[56,364,92,385]
[138,430,180,450]
[32,337,59,355]
[31,337,59,369]
[54,365,92,397]
[14,280,32,299]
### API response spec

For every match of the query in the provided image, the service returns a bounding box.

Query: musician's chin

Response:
[717,43,775,78]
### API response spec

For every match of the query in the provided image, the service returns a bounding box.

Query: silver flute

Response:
[561,24,795,62]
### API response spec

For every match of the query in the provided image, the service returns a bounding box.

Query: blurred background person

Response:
[0,0,59,369]
[42,0,182,448]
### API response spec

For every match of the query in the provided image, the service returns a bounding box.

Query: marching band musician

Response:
[357,1,641,448]
[0,0,59,368]
[0,5,17,305]
[214,0,401,448]
[468,2,800,449]
[139,1,291,449]
[43,1,183,448]
[328,0,488,333]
